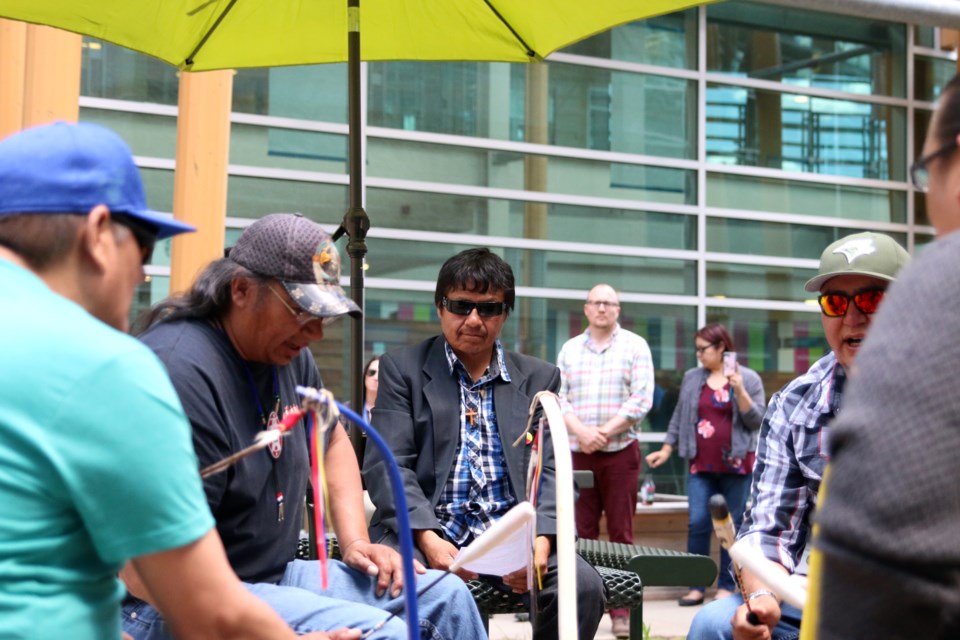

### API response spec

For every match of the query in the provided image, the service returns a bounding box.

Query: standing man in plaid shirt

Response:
[557,284,655,638]
[687,232,909,640]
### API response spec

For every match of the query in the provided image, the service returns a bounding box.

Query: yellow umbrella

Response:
[0,0,711,459]
[1,0,706,69]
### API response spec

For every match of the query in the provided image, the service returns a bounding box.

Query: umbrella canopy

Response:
[1,0,707,70]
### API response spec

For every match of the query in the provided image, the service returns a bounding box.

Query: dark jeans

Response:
[373,529,606,640]
[686,471,751,592]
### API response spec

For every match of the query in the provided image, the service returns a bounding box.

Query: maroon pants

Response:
[572,440,642,541]
[573,441,641,618]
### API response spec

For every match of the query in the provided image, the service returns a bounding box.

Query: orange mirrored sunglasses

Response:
[817,288,886,317]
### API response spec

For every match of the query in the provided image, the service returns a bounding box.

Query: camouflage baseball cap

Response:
[228,213,361,320]
[804,232,910,292]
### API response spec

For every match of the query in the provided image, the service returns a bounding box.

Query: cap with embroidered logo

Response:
[804,232,910,292]
[227,213,361,321]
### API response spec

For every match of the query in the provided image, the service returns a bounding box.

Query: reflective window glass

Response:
[233,65,348,122]
[130,276,170,328]
[230,122,347,173]
[366,60,696,159]
[140,169,176,268]
[914,108,934,227]
[915,191,930,228]
[79,108,177,159]
[914,233,935,251]
[368,62,486,136]
[706,218,905,260]
[368,138,694,204]
[80,40,178,104]
[707,262,815,302]
[707,172,907,223]
[365,188,696,249]
[226,176,348,224]
[706,84,906,180]
[914,55,956,102]
[562,10,697,69]
[915,26,936,49]
[545,65,696,157]
[707,4,906,97]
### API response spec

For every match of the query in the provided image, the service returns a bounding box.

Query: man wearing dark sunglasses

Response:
[689,231,909,640]
[364,248,606,640]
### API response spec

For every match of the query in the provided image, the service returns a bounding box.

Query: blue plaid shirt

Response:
[436,339,518,546]
[737,351,845,575]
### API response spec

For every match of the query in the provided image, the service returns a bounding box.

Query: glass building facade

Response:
[77,3,952,493]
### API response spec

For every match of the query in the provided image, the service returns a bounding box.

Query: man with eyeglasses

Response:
[364,248,606,640]
[687,231,909,640]
[0,122,343,639]
[554,284,654,638]
[122,213,485,640]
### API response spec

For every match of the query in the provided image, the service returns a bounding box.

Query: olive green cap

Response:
[804,232,910,292]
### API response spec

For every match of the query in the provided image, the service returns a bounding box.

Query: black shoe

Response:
[678,594,705,607]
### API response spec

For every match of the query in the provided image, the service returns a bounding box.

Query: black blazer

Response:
[363,335,561,542]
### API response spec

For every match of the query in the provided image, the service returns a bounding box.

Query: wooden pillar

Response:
[749,32,782,169]
[169,70,234,294]
[0,21,80,137]
[23,24,81,128]
[940,29,960,53]
[522,62,549,358]
[0,19,27,139]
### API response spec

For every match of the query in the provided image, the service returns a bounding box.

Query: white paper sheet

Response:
[452,502,535,575]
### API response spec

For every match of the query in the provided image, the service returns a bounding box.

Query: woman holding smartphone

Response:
[646,323,766,607]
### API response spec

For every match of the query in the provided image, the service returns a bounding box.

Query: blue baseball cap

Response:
[0,121,195,240]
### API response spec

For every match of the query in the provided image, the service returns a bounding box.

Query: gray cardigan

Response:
[664,366,766,461]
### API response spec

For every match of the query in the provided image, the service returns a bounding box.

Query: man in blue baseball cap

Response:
[0,121,333,640]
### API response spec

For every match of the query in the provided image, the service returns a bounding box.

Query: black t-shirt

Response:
[141,319,321,583]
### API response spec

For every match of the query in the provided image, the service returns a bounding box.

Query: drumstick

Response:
[709,494,760,625]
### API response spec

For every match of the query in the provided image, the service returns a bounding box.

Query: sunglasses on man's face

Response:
[817,288,886,318]
[441,297,508,317]
[112,214,157,265]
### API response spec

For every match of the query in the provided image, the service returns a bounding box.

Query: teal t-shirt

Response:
[0,259,215,639]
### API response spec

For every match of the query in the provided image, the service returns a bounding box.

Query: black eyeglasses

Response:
[112,214,157,265]
[817,288,886,318]
[910,139,958,192]
[441,297,508,317]
[695,343,717,355]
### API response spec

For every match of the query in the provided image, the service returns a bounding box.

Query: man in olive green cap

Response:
[687,231,909,640]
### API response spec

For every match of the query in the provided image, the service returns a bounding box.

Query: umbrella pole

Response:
[341,0,369,464]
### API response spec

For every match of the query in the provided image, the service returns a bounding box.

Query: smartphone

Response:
[722,351,737,377]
